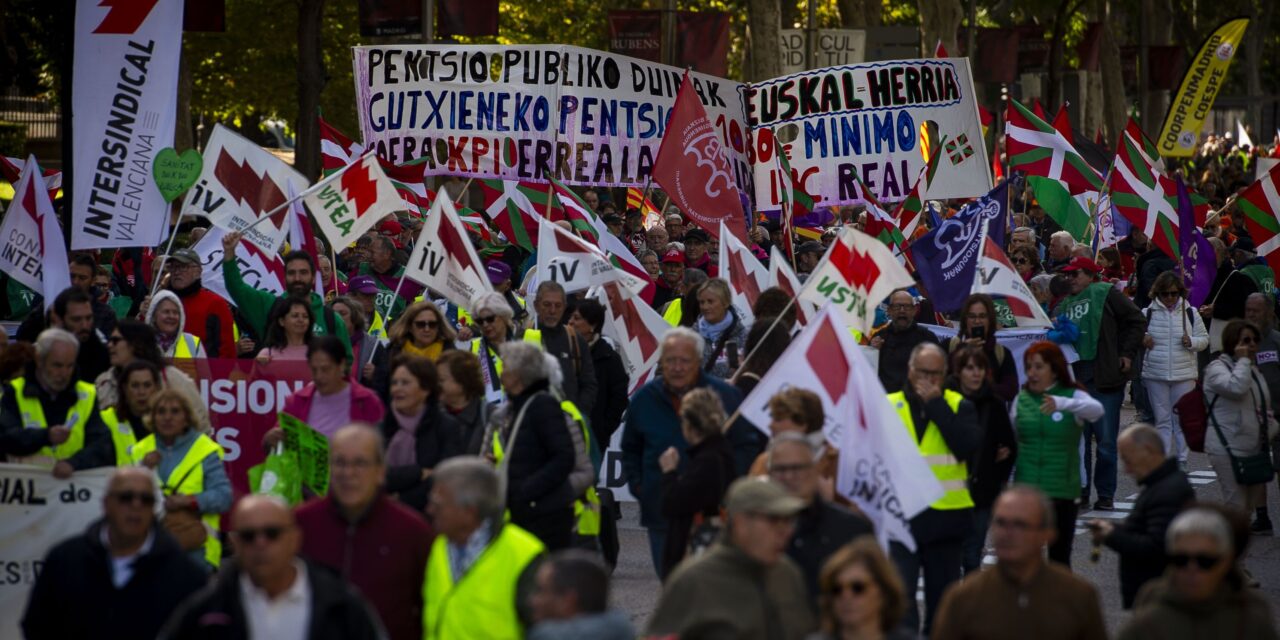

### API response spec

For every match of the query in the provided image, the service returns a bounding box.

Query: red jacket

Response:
[283,380,386,425]
[295,495,434,640]
[173,282,237,359]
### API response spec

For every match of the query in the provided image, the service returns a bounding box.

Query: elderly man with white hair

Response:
[0,328,112,476]
[621,327,763,579]
[1046,230,1076,273]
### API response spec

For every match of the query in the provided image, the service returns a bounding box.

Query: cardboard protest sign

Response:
[747,58,990,207]
[71,0,184,249]
[279,413,330,496]
[351,44,752,192]
[0,465,115,637]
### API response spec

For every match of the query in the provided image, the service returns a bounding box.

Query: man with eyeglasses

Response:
[296,425,434,640]
[886,343,978,635]
[162,248,236,358]
[768,433,873,602]
[932,486,1107,640]
[22,467,206,640]
[162,495,384,640]
[647,477,815,639]
[870,288,940,393]
[1054,256,1145,512]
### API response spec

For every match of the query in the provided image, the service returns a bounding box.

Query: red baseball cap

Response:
[379,219,404,236]
[1060,256,1103,274]
[662,249,685,264]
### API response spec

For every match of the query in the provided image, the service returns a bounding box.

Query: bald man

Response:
[23,468,207,640]
[161,495,384,640]
[296,425,434,640]
[1089,424,1193,608]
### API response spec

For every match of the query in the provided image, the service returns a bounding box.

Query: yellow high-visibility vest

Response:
[130,433,225,567]
[422,524,544,640]
[100,406,140,468]
[887,389,974,511]
[663,300,683,326]
[11,378,97,464]
[470,331,543,405]
[171,333,202,359]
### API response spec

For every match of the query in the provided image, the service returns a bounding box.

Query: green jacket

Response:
[1012,385,1104,499]
[221,258,351,355]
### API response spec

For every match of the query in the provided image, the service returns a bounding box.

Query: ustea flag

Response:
[71,0,183,249]
[738,306,943,550]
[305,153,403,250]
[0,157,71,309]
[800,227,914,335]
[653,71,749,243]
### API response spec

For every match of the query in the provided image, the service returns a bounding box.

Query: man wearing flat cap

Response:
[647,477,815,639]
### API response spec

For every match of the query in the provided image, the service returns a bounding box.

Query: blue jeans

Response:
[647,526,668,580]
[961,505,993,575]
[1082,386,1123,502]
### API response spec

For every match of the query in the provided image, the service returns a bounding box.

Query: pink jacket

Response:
[282,380,385,426]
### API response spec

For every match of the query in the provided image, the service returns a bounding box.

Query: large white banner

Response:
[0,465,114,638]
[748,58,990,208]
[71,0,183,249]
[922,324,1080,384]
[352,44,752,192]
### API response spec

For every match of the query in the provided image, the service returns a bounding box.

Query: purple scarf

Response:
[386,406,426,467]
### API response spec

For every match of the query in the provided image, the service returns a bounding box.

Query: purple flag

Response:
[1177,176,1216,307]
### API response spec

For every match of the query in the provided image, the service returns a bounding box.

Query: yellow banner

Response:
[1156,18,1249,157]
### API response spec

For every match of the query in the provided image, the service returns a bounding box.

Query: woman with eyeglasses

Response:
[1204,319,1276,515]
[378,355,463,512]
[811,537,913,640]
[1010,245,1043,283]
[369,299,457,402]
[948,294,1019,402]
[98,319,209,432]
[657,387,736,578]
[130,388,230,571]
[693,279,749,379]
[1118,508,1279,640]
[465,291,520,405]
[1010,341,1104,567]
[1141,272,1209,469]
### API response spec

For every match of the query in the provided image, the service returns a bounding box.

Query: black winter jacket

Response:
[379,401,464,512]
[786,500,874,602]
[660,432,735,576]
[500,380,576,525]
[1104,457,1195,608]
[588,337,629,447]
[22,520,208,640]
[877,323,941,392]
[955,381,1018,508]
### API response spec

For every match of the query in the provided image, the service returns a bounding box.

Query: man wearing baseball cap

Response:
[164,248,236,358]
[794,241,825,278]
[647,477,814,638]
[682,229,717,277]
[650,249,685,312]
[346,275,387,340]
[1054,255,1145,512]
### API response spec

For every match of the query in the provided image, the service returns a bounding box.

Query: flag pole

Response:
[241,151,372,233]
[453,177,474,207]
[148,206,188,300]
[364,275,407,368]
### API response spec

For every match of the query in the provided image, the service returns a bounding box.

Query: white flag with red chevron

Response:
[0,157,70,309]
[972,238,1052,328]
[718,220,769,324]
[403,192,493,310]
[305,153,403,250]
[535,217,645,295]
[592,281,671,394]
[768,246,815,327]
[192,226,285,305]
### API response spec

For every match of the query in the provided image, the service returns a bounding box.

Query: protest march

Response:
[4,1,1280,639]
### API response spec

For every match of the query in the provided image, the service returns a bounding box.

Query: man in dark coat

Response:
[22,468,207,640]
[160,495,384,640]
[767,433,873,601]
[526,281,598,419]
[871,288,940,393]
[1088,425,1194,608]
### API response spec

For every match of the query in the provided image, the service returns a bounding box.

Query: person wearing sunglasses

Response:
[1010,244,1043,283]
[160,495,384,640]
[21,467,207,640]
[811,537,911,640]
[1140,272,1209,469]
[1204,319,1276,516]
[932,486,1108,640]
[97,319,209,433]
[370,299,457,399]
[466,292,521,405]
[1118,508,1279,640]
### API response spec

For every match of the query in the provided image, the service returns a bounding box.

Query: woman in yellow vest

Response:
[466,292,521,405]
[96,319,210,432]
[102,360,161,466]
[131,388,231,571]
[145,290,206,360]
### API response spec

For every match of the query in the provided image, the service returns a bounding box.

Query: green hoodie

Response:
[221,258,351,356]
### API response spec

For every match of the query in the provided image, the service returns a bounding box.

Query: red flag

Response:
[934,39,949,57]
[1051,104,1074,144]
[1032,99,1047,121]
[652,71,749,244]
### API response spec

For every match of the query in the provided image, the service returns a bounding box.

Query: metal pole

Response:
[422,0,434,43]
[662,0,677,66]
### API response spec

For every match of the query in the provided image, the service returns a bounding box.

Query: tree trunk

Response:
[295,0,326,180]
[1243,0,1271,144]
[1045,0,1080,112]
[1142,0,1173,133]
[746,0,783,82]
[1097,2,1127,145]
[175,41,194,151]
[916,0,962,57]
[835,0,880,28]
[780,0,798,30]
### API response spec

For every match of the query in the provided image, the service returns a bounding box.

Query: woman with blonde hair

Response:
[811,537,912,640]
[693,278,749,378]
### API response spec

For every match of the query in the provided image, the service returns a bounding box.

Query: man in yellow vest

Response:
[424,456,545,640]
[885,342,979,636]
[0,328,112,478]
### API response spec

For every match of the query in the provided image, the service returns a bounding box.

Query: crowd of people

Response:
[2,164,1280,640]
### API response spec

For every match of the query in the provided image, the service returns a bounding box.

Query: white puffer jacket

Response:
[1141,298,1209,382]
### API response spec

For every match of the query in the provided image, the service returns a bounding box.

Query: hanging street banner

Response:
[0,465,115,638]
[181,125,311,254]
[1156,18,1249,158]
[351,44,752,193]
[747,58,990,208]
[71,0,184,249]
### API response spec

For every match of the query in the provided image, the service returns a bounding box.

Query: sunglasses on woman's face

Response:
[413,319,439,330]
[1013,258,1029,265]
[476,315,498,326]
[828,580,871,597]
[1158,290,1180,299]
[1168,553,1222,570]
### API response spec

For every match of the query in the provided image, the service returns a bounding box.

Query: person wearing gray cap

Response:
[795,241,826,277]
[647,477,815,639]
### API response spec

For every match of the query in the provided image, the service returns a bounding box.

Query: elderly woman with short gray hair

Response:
[485,340,576,550]
[466,291,519,404]
[1118,507,1279,640]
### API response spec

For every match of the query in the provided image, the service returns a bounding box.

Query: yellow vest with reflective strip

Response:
[130,433,225,567]
[470,331,543,405]
[887,389,974,511]
[172,333,201,359]
[11,378,97,463]
[422,524,544,640]
[100,407,140,468]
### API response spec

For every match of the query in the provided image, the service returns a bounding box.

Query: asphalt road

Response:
[609,405,1280,635]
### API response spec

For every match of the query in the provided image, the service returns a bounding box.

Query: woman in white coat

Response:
[1203,319,1276,513]
[1141,272,1209,466]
